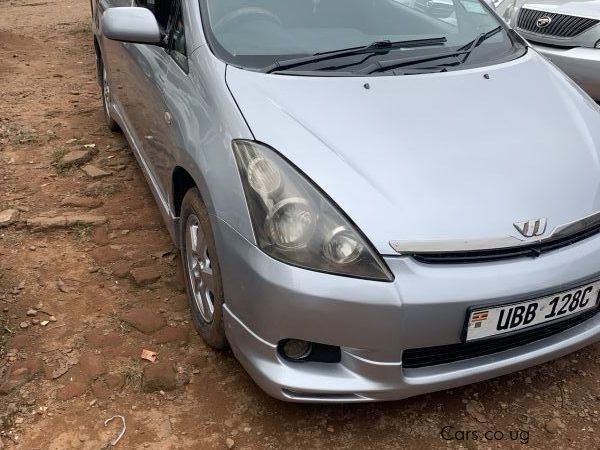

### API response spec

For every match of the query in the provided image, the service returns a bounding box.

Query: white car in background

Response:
[497,0,600,100]
[394,0,493,25]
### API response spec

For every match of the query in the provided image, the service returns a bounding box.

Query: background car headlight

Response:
[502,1,518,25]
[232,140,393,281]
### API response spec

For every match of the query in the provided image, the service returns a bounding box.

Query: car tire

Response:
[98,56,120,133]
[180,188,229,350]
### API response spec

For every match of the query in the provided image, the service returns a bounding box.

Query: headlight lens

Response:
[324,226,364,264]
[266,198,315,249]
[232,140,393,281]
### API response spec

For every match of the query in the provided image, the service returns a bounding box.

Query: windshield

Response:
[199,0,524,73]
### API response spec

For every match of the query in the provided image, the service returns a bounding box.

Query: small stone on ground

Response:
[59,148,95,167]
[130,266,161,285]
[81,164,111,179]
[121,308,166,334]
[0,209,19,227]
[143,362,177,392]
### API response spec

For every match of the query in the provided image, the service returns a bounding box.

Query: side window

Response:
[169,3,188,72]
[137,0,175,29]
[136,0,156,11]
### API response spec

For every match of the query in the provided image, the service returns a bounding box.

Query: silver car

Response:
[497,0,600,99]
[92,0,600,403]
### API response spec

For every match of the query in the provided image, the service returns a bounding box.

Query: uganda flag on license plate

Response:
[471,311,489,328]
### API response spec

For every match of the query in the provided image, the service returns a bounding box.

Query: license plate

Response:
[465,281,600,342]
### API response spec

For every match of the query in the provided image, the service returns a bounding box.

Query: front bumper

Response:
[531,42,600,100]
[213,217,600,403]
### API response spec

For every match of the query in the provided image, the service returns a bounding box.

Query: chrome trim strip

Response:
[516,28,569,41]
[553,211,600,238]
[390,236,526,254]
[390,211,600,254]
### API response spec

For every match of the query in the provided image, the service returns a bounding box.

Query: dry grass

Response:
[118,359,143,390]
[11,129,38,145]
[67,223,93,241]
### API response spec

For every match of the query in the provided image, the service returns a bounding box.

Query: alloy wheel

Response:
[102,66,112,120]
[185,214,216,323]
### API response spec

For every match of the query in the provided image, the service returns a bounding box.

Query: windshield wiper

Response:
[459,26,504,64]
[261,37,447,73]
[358,50,466,74]
[358,26,505,75]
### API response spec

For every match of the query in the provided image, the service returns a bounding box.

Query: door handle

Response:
[164,111,173,126]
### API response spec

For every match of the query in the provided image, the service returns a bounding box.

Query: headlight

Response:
[232,140,393,281]
[502,2,517,25]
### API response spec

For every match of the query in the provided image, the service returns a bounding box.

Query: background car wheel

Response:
[180,188,229,350]
[99,56,120,133]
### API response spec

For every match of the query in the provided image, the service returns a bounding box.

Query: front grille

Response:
[412,218,600,264]
[402,308,598,369]
[517,8,599,38]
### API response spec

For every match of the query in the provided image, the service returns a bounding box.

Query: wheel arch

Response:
[93,35,103,86]
[172,165,199,219]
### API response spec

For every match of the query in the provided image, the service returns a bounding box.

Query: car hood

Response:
[515,0,600,19]
[226,52,600,255]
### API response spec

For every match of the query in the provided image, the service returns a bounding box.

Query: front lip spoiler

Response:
[390,210,600,254]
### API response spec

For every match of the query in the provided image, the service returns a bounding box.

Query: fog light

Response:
[281,339,312,360]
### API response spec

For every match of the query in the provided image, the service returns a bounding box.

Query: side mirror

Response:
[102,7,162,45]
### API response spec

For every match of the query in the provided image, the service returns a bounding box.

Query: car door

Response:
[151,0,195,202]
[115,0,176,202]
[97,0,134,119]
